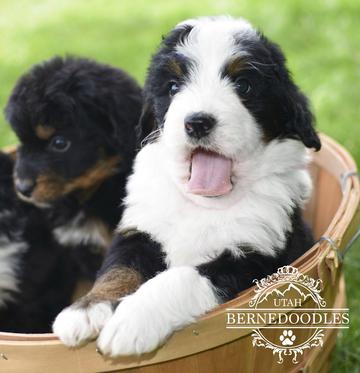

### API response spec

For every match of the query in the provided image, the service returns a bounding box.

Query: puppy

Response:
[0,152,77,332]
[53,17,320,355]
[5,56,143,279]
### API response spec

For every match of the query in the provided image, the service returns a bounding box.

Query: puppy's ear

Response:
[136,99,157,145]
[261,35,321,151]
[283,87,321,151]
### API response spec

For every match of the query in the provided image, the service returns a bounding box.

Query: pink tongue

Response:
[187,150,232,197]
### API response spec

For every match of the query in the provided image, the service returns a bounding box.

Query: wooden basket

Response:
[0,134,359,373]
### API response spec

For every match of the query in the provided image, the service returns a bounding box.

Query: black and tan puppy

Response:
[5,56,143,279]
[0,57,142,332]
[54,17,319,356]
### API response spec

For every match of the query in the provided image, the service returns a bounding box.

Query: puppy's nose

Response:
[15,179,35,197]
[184,113,216,140]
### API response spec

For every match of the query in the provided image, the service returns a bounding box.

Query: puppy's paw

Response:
[53,302,113,347]
[97,296,166,356]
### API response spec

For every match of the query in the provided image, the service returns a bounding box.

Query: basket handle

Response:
[338,171,360,260]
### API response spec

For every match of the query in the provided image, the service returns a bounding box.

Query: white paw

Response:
[53,302,113,347]
[97,296,168,356]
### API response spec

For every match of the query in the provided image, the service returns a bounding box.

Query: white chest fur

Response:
[120,140,312,267]
[53,212,111,250]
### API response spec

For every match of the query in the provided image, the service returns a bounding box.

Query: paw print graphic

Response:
[279,329,296,346]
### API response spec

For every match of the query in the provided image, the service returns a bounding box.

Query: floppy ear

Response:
[136,98,157,146]
[259,35,321,151]
[284,86,321,151]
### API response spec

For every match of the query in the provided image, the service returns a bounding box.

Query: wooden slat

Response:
[303,163,320,230]
[313,169,342,239]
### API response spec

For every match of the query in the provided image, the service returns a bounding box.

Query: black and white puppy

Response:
[53,17,320,356]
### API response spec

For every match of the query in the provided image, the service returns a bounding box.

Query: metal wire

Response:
[319,236,344,262]
[342,229,360,258]
[340,171,360,194]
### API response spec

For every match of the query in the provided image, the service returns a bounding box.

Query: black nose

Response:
[184,113,216,140]
[15,179,35,197]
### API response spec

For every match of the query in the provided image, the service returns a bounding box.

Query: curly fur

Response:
[0,56,142,332]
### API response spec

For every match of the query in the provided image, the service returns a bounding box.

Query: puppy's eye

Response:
[49,136,71,152]
[235,78,251,95]
[168,81,180,97]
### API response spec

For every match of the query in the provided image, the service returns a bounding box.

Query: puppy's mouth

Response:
[187,149,233,197]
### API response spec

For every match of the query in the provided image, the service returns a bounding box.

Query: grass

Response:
[0,0,359,371]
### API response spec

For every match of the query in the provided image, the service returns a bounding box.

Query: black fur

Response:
[98,232,166,282]
[231,34,321,150]
[0,152,77,332]
[4,56,143,280]
[6,56,142,205]
[197,208,314,301]
[6,56,142,159]
[0,57,143,331]
[139,26,194,137]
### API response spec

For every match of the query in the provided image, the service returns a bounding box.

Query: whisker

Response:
[140,128,163,147]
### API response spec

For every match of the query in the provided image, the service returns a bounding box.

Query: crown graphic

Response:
[277,266,299,276]
[249,265,326,308]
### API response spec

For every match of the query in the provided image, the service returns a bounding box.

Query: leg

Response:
[53,230,165,346]
[97,248,284,356]
[97,266,219,356]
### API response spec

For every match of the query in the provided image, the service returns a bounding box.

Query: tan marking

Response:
[168,59,183,77]
[32,174,64,202]
[63,156,120,193]
[72,280,93,302]
[35,125,56,140]
[226,57,246,77]
[31,156,120,203]
[77,267,143,307]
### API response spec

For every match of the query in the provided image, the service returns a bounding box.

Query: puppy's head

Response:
[140,16,320,203]
[5,56,142,206]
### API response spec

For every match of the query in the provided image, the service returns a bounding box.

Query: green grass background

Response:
[0,0,359,371]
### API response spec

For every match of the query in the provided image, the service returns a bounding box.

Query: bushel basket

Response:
[0,133,359,373]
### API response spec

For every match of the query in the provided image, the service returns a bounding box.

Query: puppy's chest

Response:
[123,143,297,267]
[160,214,239,267]
[123,192,250,267]
[53,211,112,251]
